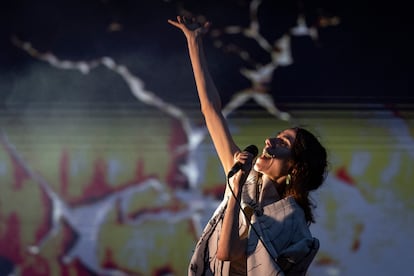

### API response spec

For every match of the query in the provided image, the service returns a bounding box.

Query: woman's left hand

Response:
[167,15,211,41]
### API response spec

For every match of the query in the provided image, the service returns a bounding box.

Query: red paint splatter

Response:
[335,166,355,186]
[0,213,23,263]
[384,103,403,119]
[102,248,117,270]
[187,217,200,241]
[153,265,175,276]
[34,188,53,245]
[165,118,189,190]
[101,247,140,275]
[4,146,31,190]
[21,254,50,276]
[351,223,364,252]
[203,184,226,200]
[82,158,112,199]
[59,219,77,260]
[314,255,339,266]
[128,204,182,221]
[60,256,93,276]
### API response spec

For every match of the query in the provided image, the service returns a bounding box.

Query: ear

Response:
[287,159,295,173]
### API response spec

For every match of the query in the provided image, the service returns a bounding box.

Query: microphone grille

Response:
[245,144,259,157]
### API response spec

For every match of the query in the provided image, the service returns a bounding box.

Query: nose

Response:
[265,138,273,147]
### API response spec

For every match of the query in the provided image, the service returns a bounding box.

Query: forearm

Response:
[187,37,222,113]
[186,36,238,172]
[217,173,249,261]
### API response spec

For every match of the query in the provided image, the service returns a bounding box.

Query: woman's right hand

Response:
[167,15,211,41]
[233,150,255,176]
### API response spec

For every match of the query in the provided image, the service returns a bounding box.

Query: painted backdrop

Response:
[1,104,413,276]
[1,0,413,275]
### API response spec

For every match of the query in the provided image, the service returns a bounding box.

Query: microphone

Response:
[227,145,259,178]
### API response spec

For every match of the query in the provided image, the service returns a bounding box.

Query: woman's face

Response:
[254,128,296,183]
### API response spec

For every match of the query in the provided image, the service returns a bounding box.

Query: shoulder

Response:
[263,196,306,222]
[283,196,306,219]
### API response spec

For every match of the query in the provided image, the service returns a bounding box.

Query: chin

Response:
[254,157,272,174]
[253,163,264,174]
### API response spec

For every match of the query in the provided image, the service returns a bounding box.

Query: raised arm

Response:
[169,16,252,262]
[168,16,239,174]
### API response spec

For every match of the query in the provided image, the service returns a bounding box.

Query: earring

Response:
[286,174,291,185]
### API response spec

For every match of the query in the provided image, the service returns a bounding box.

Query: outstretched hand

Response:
[168,16,211,40]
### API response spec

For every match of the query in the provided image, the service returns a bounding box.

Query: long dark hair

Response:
[282,127,328,224]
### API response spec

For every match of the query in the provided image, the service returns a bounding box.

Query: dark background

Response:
[0,0,412,109]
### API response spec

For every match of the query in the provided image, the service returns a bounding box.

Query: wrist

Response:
[187,34,202,45]
[229,176,244,195]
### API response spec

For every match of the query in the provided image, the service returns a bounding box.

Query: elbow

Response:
[216,247,243,261]
[200,102,221,116]
[216,244,232,261]
[216,249,230,261]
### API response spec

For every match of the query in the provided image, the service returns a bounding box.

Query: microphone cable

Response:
[226,174,283,275]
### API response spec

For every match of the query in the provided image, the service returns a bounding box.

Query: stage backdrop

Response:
[1,0,413,275]
[0,104,413,276]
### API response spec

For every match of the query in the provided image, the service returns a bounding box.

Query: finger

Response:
[167,19,179,27]
[237,153,249,162]
[181,16,189,23]
[233,151,241,162]
[200,21,211,34]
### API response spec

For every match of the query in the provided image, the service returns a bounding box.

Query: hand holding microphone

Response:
[227,145,259,178]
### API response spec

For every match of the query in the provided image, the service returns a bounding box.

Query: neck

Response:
[259,175,281,206]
